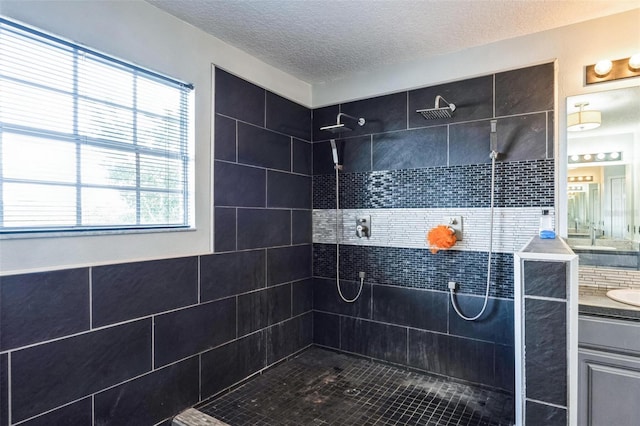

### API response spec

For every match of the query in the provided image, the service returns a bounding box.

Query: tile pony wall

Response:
[311,63,555,394]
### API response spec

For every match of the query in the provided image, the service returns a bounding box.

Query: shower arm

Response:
[336,113,365,127]
[434,95,456,111]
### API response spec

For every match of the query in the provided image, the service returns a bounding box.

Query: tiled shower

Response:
[0,63,554,425]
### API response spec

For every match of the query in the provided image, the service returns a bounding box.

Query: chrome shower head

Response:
[320,112,365,133]
[416,95,456,120]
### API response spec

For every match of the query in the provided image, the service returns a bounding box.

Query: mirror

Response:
[566,86,640,268]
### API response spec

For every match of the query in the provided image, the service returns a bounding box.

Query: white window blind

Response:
[0,18,194,234]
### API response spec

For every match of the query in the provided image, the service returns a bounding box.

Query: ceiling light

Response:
[630,54,640,70]
[567,102,601,132]
[594,60,612,76]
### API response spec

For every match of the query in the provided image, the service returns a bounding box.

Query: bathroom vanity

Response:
[578,291,640,426]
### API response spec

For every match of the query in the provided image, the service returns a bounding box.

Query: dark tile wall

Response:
[311,62,555,394]
[0,68,314,426]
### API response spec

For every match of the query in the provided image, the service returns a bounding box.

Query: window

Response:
[0,18,194,234]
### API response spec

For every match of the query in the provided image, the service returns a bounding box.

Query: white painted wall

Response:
[0,0,311,274]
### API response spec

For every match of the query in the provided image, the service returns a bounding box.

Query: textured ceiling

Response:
[146,0,640,84]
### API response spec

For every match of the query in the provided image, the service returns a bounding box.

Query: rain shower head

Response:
[416,95,456,120]
[320,113,365,133]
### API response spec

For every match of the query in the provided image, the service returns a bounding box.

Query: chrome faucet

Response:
[590,224,597,246]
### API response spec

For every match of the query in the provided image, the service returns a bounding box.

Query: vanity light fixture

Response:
[567,102,601,131]
[568,176,594,183]
[567,151,623,164]
[586,55,640,84]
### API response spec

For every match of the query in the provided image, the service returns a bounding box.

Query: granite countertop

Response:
[579,288,640,320]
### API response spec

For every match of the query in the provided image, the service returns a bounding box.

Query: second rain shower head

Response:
[320,113,366,133]
[417,95,456,120]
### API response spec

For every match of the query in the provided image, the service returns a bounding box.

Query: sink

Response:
[572,245,617,251]
[607,289,640,307]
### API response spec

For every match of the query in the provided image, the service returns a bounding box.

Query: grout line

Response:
[197,256,201,304]
[8,353,12,426]
[235,119,238,162]
[151,317,155,370]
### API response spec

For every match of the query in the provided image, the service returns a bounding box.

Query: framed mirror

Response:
[566,86,640,269]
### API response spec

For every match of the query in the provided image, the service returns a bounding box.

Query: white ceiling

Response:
[145,0,639,85]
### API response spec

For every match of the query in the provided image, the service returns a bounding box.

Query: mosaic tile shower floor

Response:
[198,347,514,426]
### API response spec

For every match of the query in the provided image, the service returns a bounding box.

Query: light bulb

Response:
[610,152,620,159]
[571,155,579,162]
[583,154,592,161]
[594,59,613,76]
[629,54,640,70]
[596,153,605,160]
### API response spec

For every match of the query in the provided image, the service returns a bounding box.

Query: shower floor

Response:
[198,347,514,426]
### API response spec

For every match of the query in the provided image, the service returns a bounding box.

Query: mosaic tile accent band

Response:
[313,207,552,254]
[313,243,514,298]
[579,266,640,291]
[313,159,554,210]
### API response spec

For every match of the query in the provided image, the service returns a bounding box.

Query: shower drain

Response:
[343,388,361,397]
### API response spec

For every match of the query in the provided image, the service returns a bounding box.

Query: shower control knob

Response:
[355,215,371,238]
[356,225,368,238]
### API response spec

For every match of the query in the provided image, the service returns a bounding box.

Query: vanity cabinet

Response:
[578,315,640,426]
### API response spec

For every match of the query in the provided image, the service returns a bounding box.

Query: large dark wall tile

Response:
[238,123,291,171]
[292,279,313,315]
[495,344,515,392]
[238,284,292,336]
[11,319,151,422]
[154,298,236,367]
[201,249,266,302]
[449,119,494,166]
[341,317,407,365]
[341,92,407,137]
[237,208,291,249]
[313,140,338,175]
[498,113,548,161]
[201,332,266,398]
[313,277,371,318]
[214,114,236,161]
[292,210,312,244]
[373,286,447,332]
[524,260,567,299]
[339,136,372,173]
[372,126,447,171]
[266,312,312,364]
[1,268,89,350]
[214,161,266,207]
[313,311,340,349]
[495,62,554,116]
[20,398,92,426]
[215,68,264,126]
[266,92,311,141]
[92,257,198,327]
[525,298,567,406]
[293,138,312,175]
[408,75,493,128]
[0,354,6,426]
[448,295,514,345]
[267,170,311,208]
[268,245,312,285]
[526,401,567,426]
[214,207,236,252]
[94,357,199,426]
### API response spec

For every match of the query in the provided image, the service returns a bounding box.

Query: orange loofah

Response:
[427,225,457,254]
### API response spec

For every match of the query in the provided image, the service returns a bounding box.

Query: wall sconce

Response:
[586,54,640,84]
[567,102,601,131]
[568,152,622,164]
[568,176,594,183]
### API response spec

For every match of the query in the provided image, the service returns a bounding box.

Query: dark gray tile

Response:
[373,286,447,332]
[449,119,494,166]
[293,138,312,175]
[526,401,567,426]
[215,114,236,161]
[524,261,567,299]
[214,207,236,252]
[408,75,493,128]
[154,298,236,367]
[266,312,312,365]
[313,105,340,142]
[92,257,198,327]
[341,317,407,365]
[525,298,567,406]
[238,284,292,336]
[313,277,371,319]
[339,136,372,173]
[1,268,90,350]
[495,62,554,116]
[201,249,266,302]
[20,398,92,426]
[214,161,266,207]
[215,68,264,126]
[267,170,311,209]
[266,92,311,141]
[313,140,338,175]
[238,122,291,171]
[267,245,312,286]
[292,210,312,244]
[372,126,447,171]
[201,332,266,398]
[547,111,554,159]
[292,279,313,315]
[449,296,514,346]
[0,354,7,426]
[341,92,407,136]
[495,344,515,392]
[497,113,547,162]
[407,329,448,376]
[313,311,340,349]
[237,208,291,249]
[95,357,199,426]
[11,319,151,423]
